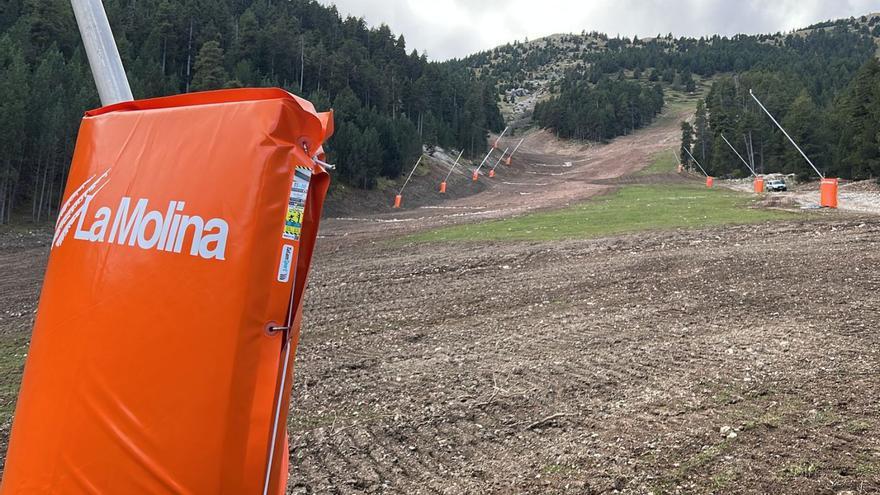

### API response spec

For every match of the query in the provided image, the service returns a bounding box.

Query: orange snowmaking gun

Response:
[1,2,333,494]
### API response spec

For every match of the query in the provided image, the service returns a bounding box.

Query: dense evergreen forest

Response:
[581,21,879,179]
[0,0,503,224]
[466,15,880,180]
[689,54,880,180]
[533,76,664,141]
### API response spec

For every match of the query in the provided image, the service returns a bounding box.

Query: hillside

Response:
[460,13,880,182]
[464,13,880,124]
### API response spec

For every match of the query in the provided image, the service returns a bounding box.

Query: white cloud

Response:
[318,0,880,60]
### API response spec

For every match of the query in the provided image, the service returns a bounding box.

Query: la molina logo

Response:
[53,169,229,260]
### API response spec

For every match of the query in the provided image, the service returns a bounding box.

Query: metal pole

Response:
[398,155,423,195]
[474,148,495,175]
[749,89,824,179]
[443,150,464,183]
[70,0,133,105]
[491,148,509,171]
[510,138,525,156]
[721,134,757,177]
[493,126,509,148]
[681,146,709,177]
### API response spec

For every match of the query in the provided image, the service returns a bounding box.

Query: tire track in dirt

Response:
[290,218,880,493]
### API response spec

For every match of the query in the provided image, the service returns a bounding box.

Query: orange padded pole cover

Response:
[1,88,333,495]
[472,171,479,182]
[439,181,447,193]
[820,178,838,208]
[706,176,714,188]
[753,177,764,194]
[393,194,402,208]
[488,169,495,178]
[505,157,511,166]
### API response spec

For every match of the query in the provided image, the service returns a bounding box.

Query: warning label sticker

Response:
[283,167,311,241]
[277,244,294,282]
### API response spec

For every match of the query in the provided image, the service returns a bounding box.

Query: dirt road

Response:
[320,101,691,241]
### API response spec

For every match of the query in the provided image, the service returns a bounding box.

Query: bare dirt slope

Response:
[320,103,689,241]
[292,218,880,494]
[285,100,880,493]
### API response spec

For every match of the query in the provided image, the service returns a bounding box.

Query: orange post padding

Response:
[472,171,479,181]
[706,176,714,188]
[1,88,333,495]
[505,157,511,166]
[753,177,764,193]
[820,178,838,208]
[488,169,496,178]
[393,194,402,208]
[439,181,447,193]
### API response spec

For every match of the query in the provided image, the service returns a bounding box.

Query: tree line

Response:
[682,58,880,180]
[464,16,879,178]
[0,0,503,224]
[533,74,664,141]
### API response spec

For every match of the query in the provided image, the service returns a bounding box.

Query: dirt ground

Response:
[2,99,879,493]
[724,178,880,215]
[288,101,880,493]
[292,217,880,495]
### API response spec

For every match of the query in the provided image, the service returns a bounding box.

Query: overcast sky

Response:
[318,1,880,60]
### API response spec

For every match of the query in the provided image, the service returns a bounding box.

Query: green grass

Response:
[782,462,820,478]
[0,333,29,425]
[638,149,679,176]
[407,183,795,243]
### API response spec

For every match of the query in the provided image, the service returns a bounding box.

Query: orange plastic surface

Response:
[472,171,479,182]
[393,194,402,208]
[706,176,714,188]
[488,169,496,178]
[754,177,764,194]
[820,178,838,208]
[439,181,447,193]
[1,88,332,494]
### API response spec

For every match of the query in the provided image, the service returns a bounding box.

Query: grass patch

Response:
[846,419,872,434]
[782,462,820,478]
[0,333,30,425]
[407,183,795,243]
[638,149,678,176]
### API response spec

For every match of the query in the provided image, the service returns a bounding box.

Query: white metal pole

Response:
[510,138,525,156]
[491,148,509,171]
[493,126,509,148]
[443,150,464,183]
[681,146,709,177]
[398,155,423,195]
[474,148,495,175]
[749,89,824,179]
[721,134,757,177]
[70,0,133,105]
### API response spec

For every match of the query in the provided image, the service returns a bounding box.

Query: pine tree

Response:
[680,122,694,168]
[693,99,711,165]
[190,40,228,91]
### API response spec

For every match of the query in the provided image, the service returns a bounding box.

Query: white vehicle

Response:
[766,179,787,192]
